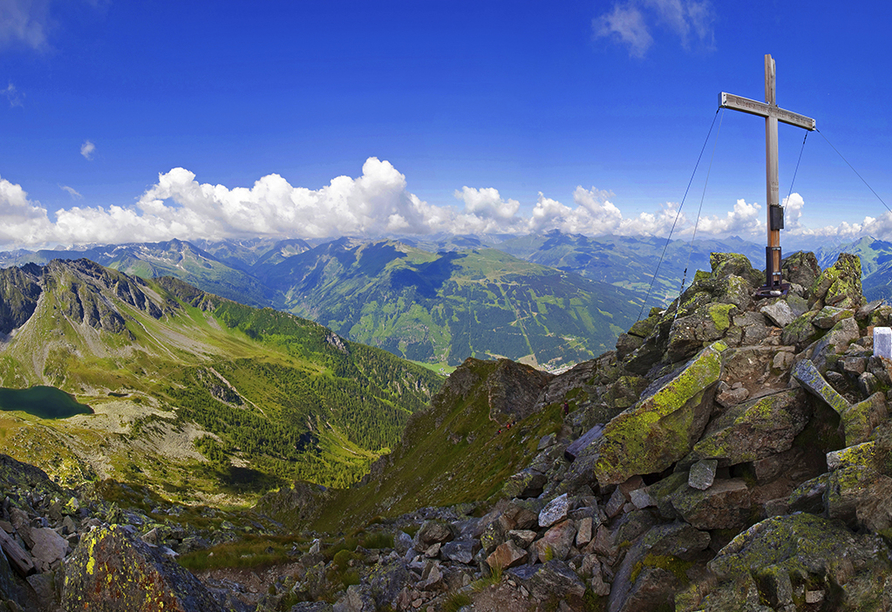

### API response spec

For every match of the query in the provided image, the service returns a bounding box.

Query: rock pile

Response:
[272,251,892,611]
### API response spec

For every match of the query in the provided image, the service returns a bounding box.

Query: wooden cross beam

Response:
[720,54,815,296]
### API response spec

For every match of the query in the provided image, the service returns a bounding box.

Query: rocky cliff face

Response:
[4,250,892,611]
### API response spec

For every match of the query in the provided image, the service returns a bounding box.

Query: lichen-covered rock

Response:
[594,342,727,486]
[710,252,763,289]
[811,305,854,329]
[792,358,850,415]
[670,478,752,531]
[61,525,224,611]
[810,252,863,310]
[782,251,821,288]
[780,311,822,351]
[666,305,735,362]
[686,389,809,467]
[704,514,892,612]
[809,316,860,371]
[841,392,888,446]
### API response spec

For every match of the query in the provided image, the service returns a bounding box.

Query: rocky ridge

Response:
[2,250,892,610]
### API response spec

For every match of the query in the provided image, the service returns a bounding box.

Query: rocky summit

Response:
[3,249,892,611]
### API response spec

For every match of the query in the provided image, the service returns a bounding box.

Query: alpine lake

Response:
[0,386,93,419]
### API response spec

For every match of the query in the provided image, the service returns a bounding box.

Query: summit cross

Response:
[719,54,816,296]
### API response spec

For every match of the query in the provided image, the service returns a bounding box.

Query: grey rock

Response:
[760,300,795,328]
[440,541,475,565]
[688,459,718,490]
[538,493,569,528]
[670,478,752,531]
[416,520,454,546]
[29,527,68,566]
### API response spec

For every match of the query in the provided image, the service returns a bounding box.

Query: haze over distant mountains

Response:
[2,232,888,370]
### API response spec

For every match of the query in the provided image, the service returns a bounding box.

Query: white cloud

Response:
[595,4,653,59]
[2,82,22,107]
[0,0,50,51]
[693,198,762,235]
[783,193,804,229]
[594,0,715,58]
[0,176,54,246]
[5,159,891,250]
[80,140,96,160]
[60,185,82,199]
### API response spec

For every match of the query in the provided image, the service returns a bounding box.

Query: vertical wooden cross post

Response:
[720,54,816,296]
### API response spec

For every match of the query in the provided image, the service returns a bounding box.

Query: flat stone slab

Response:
[792,359,850,416]
[564,424,604,461]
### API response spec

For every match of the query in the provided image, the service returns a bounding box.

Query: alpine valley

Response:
[0,258,443,497]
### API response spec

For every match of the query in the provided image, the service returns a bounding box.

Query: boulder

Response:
[594,341,727,486]
[526,560,587,601]
[538,494,569,528]
[760,300,795,328]
[688,459,717,490]
[809,316,860,371]
[705,514,892,611]
[810,252,863,310]
[780,311,822,351]
[366,561,408,610]
[686,389,809,467]
[416,520,455,547]
[486,540,528,570]
[533,519,576,562]
[670,478,752,531]
[564,424,604,461]
[641,521,711,561]
[841,392,888,446]
[29,527,68,569]
[782,251,821,288]
[61,525,224,611]
[812,305,854,329]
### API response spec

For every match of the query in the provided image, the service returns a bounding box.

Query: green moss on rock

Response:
[594,341,727,486]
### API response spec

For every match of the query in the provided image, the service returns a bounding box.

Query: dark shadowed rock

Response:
[705,514,892,611]
[670,478,752,531]
[782,251,821,289]
[61,525,223,612]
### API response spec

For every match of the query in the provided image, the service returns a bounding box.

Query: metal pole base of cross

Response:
[756,245,789,298]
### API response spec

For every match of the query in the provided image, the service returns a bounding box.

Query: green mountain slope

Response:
[0,259,442,502]
[258,239,641,369]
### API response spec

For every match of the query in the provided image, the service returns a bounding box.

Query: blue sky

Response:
[0,0,890,248]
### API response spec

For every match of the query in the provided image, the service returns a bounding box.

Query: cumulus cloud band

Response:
[0,159,878,249]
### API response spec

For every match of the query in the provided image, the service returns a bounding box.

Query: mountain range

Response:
[2,232,891,375]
